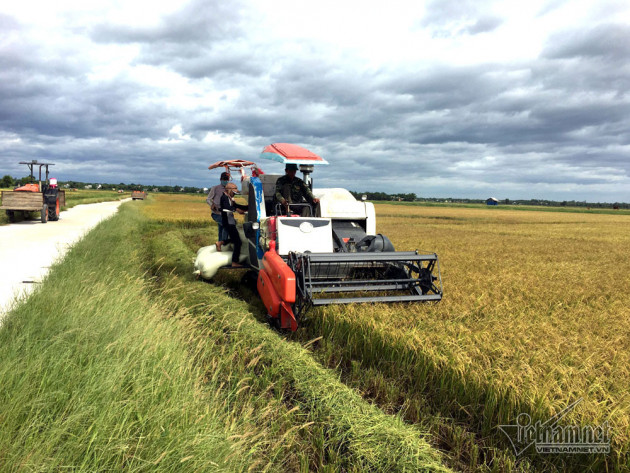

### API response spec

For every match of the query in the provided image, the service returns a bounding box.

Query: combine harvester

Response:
[195,143,442,330]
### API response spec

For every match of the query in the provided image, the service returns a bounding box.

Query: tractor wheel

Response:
[6,210,15,222]
[41,204,48,223]
[48,198,60,221]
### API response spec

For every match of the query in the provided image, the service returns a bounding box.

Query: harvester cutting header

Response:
[195,143,442,330]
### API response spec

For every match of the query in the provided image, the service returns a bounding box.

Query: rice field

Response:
[377,203,630,430]
[318,204,630,468]
[139,193,212,224]
[139,194,629,471]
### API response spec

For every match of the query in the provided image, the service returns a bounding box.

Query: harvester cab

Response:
[195,144,442,331]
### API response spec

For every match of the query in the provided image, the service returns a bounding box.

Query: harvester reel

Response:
[287,252,313,321]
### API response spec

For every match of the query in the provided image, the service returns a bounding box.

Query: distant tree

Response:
[0,175,14,188]
[17,175,34,185]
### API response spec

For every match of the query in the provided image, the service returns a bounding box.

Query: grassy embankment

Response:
[142,195,629,472]
[0,188,129,225]
[0,201,450,472]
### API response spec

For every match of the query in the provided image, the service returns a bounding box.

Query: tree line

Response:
[2,174,627,208]
[349,190,629,209]
[0,175,204,194]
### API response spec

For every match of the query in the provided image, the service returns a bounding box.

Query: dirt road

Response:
[0,199,129,321]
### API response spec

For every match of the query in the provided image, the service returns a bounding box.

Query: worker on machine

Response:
[274,163,320,216]
[207,171,230,241]
[215,183,247,267]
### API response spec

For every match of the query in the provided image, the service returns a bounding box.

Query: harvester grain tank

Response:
[194,144,442,330]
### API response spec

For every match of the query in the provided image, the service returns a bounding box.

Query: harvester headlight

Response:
[299,222,313,233]
[252,222,259,230]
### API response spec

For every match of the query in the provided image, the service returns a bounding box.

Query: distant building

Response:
[486,197,499,205]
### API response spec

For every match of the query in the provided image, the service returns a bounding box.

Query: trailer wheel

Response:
[41,204,48,223]
[6,210,15,222]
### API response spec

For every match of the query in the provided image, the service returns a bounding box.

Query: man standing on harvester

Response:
[274,163,320,216]
[207,172,230,240]
[215,183,247,267]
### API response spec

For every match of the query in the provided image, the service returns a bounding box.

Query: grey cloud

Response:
[90,0,259,80]
[0,13,19,31]
[422,0,484,25]
[0,67,174,141]
[421,0,504,36]
[464,16,503,35]
[136,42,265,79]
[1,2,629,201]
[91,0,244,45]
[542,23,630,61]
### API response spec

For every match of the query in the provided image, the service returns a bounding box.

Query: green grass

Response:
[0,204,451,472]
[0,207,246,471]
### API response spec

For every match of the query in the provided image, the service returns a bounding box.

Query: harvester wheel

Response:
[266,314,281,330]
[6,210,15,222]
[240,270,258,291]
[40,204,48,223]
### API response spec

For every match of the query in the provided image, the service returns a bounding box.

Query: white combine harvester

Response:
[195,143,442,330]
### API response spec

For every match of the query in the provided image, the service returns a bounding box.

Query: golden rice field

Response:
[141,194,630,468]
[139,193,200,218]
[363,206,629,447]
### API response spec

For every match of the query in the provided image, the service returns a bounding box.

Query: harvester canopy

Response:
[208,159,261,181]
[260,143,329,166]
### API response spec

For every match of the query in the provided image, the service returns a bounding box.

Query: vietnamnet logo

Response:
[499,399,611,456]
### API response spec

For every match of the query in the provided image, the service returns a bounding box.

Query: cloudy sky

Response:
[1,0,629,201]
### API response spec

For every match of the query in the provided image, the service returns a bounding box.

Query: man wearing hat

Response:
[207,171,230,241]
[274,163,320,215]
